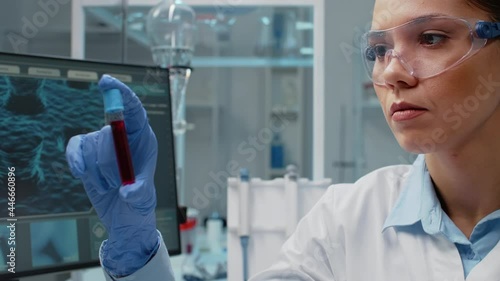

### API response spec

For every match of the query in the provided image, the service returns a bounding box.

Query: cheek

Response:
[428,49,500,115]
[438,58,500,117]
[419,71,500,151]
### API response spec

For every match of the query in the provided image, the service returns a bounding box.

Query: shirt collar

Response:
[382,154,442,233]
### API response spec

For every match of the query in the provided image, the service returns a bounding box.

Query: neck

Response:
[426,131,500,237]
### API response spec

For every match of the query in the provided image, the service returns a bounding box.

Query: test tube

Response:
[103,89,135,185]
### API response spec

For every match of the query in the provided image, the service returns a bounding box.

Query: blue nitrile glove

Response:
[65,75,159,277]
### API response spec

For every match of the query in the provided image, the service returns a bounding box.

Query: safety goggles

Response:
[361,15,500,85]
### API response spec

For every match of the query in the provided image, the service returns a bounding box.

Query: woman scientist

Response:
[65,0,500,279]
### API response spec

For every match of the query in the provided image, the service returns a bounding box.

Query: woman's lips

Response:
[391,109,427,121]
[390,102,427,121]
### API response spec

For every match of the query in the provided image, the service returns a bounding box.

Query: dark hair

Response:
[467,0,500,21]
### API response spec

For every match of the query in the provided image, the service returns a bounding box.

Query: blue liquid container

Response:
[271,133,284,169]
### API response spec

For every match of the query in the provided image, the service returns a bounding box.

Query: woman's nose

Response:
[380,50,418,88]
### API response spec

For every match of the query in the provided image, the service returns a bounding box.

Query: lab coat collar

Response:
[382,154,442,233]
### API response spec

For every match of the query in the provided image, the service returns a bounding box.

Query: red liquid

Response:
[110,120,135,185]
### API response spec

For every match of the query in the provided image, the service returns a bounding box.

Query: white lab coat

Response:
[103,163,500,281]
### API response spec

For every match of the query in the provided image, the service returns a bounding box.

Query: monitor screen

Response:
[0,52,180,279]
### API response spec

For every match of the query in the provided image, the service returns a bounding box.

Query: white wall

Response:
[323,0,414,183]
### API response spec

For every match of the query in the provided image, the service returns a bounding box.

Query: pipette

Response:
[239,168,250,281]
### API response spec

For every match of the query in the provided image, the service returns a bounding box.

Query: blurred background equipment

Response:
[227,168,332,280]
[147,0,197,207]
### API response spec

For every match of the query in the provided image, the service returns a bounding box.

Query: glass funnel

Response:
[147,0,196,206]
[146,0,196,67]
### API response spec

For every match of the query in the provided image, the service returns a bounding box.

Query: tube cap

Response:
[103,89,124,113]
[239,168,250,182]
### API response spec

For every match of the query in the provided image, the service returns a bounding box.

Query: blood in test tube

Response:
[103,88,135,185]
[110,119,135,185]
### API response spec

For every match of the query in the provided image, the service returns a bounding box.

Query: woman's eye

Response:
[365,45,389,62]
[419,33,447,46]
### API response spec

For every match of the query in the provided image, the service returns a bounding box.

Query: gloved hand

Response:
[65,74,159,277]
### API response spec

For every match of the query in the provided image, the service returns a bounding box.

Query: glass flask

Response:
[282,10,299,57]
[146,0,196,67]
[254,16,273,57]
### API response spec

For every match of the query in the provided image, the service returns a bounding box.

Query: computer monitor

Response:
[0,52,180,279]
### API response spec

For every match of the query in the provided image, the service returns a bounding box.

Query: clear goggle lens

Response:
[361,16,489,85]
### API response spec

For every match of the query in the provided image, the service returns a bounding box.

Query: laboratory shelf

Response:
[84,7,314,69]
[191,57,313,68]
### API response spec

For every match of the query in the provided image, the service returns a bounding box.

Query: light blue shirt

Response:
[383,155,500,278]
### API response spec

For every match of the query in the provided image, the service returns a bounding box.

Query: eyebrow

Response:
[370,12,450,32]
[367,30,387,39]
[411,13,449,23]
